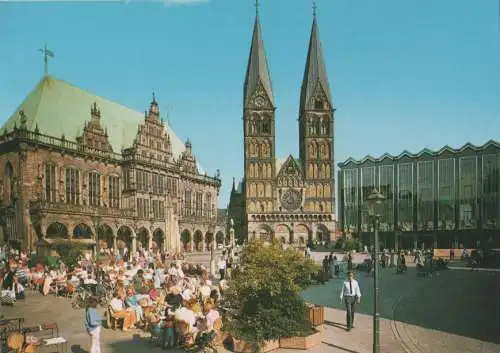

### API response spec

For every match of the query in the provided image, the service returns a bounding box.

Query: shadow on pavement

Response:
[302,267,500,346]
[70,344,88,353]
[323,341,362,353]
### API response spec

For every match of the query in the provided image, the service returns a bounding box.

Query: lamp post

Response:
[366,188,386,353]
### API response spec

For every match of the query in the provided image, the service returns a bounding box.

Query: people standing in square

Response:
[339,271,361,331]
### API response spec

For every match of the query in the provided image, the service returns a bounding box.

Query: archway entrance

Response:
[73,223,93,239]
[205,232,214,250]
[97,224,114,250]
[46,222,69,239]
[117,226,133,255]
[216,231,224,248]
[137,228,149,250]
[180,230,191,252]
[153,229,164,251]
[193,230,203,252]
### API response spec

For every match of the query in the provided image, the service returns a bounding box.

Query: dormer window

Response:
[314,99,323,110]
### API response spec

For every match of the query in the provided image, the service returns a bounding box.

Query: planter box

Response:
[307,304,324,326]
[279,329,323,350]
[233,338,279,353]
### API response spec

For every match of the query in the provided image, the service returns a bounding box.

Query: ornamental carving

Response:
[280,188,302,211]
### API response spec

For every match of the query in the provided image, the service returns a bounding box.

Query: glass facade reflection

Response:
[397,163,413,231]
[360,166,376,231]
[459,156,477,230]
[337,141,500,249]
[437,158,455,230]
[482,154,500,229]
[342,168,359,232]
[378,165,394,231]
[417,160,434,231]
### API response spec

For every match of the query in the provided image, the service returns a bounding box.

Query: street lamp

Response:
[366,188,386,353]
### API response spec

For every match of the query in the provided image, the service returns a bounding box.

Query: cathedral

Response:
[228,5,337,244]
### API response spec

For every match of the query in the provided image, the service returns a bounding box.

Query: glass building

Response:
[337,140,500,250]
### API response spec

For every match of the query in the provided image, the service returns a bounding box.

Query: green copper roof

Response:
[2,76,185,158]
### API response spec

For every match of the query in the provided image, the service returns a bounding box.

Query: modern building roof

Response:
[243,11,274,108]
[338,140,500,167]
[300,13,332,113]
[1,75,186,158]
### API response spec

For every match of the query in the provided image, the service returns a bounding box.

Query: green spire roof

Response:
[1,75,185,157]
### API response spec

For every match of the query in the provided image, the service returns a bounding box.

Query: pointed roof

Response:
[300,13,332,112]
[243,12,274,108]
[1,75,185,157]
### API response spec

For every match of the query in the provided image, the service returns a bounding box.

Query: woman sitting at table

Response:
[125,287,144,323]
[109,291,137,331]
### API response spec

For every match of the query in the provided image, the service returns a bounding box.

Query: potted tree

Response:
[224,238,319,352]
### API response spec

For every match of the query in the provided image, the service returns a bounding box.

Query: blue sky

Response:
[0,0,499,207]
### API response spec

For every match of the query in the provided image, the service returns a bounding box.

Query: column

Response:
[113,234,118,254]
[230,227,235,248]
[131,233,137,256]
[190,236,194,252]
[394,233,399,251]
[413,235,418,250]
[148,234,153,250]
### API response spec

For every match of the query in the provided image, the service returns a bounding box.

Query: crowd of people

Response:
[0,244,236,353]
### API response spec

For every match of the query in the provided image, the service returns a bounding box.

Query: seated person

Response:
[165,286,183,313]
[132,269,149,294]
[204,303,220,330]
[109,291,137,331]
[125,288,144,323]
[174,301,197,333]
[13,275,25,300]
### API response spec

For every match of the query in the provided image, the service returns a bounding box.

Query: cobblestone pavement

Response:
[3,264,499,353]
[301,266,500,353]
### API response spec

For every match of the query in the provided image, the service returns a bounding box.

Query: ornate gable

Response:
[306,83,332,112]
[178,139,198,174]
[277,155,304,187]
[246,80,274,110]
[129,94,173,162]
[76,102,113,152]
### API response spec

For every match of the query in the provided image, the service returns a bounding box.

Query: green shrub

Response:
[224,238,318,351]
[52,242,87,267]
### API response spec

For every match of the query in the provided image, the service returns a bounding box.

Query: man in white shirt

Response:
[339,271,361,331]
[218,257,226,280]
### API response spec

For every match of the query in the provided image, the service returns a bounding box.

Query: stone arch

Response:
[153,228,164,250]
[117,225,133,251]
[193,230,203,251]
[73,223,93,239]
[216,231,224,246]
[180,229,191,251]
[256,224,273,242]
[46,222,69,239]
[275,224,291,243]
[316,224,330,242]
[4,161,14,204]
[294,224,310,244]
[205,231,214,247]
[97,224,114,249]
[137,227,150,250]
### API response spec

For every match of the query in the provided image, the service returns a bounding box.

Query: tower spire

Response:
[243,0,274,108]
[300,5,332,113]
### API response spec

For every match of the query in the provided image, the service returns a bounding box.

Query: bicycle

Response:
[71,287,91,309]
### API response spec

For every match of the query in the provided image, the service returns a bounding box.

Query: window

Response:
[152,173,159,194]
[262,121,270,134]
[204,193,212,218]
[159,175,164,195]
[108,176,120,208]
[45,164,56,202]
[65,168,80,205]
[482,154,500,228]
[195,192,203,217]
[397,163,413,226]
[379,165,394,227]
[360,166,376,226]
[314,99,323,110]
[88,172,101,206]
[137,198,149,218]
[417,161,434,229]
[184,190,192,216]
[459,156,477,229]
[136,170,149,193]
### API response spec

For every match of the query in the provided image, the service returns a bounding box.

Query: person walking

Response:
[339,271,361,331]
[217,257,226,280]
[85,296,102,353]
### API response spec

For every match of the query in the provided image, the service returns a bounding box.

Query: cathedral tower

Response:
[243,4,276,216]
[299,7,335,214]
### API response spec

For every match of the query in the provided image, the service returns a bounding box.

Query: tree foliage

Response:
[52,242,87,267]
[224,238,319,350]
